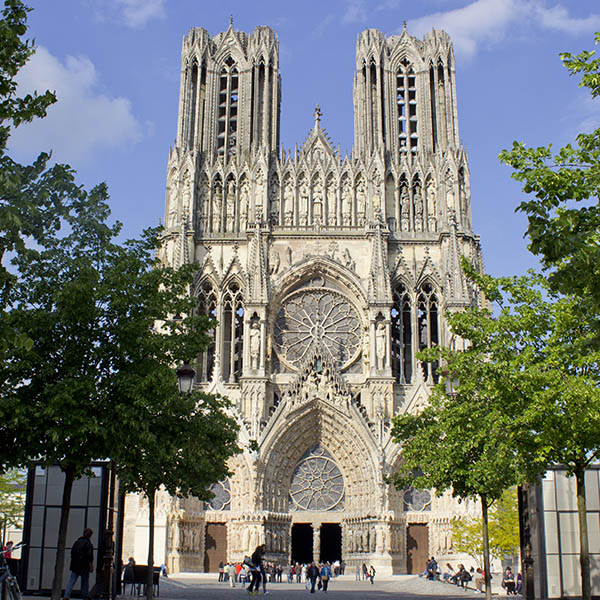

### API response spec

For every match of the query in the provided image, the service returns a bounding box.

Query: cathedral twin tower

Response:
[156,20,482,575]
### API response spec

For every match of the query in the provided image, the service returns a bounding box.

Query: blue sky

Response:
[8,0,600,278]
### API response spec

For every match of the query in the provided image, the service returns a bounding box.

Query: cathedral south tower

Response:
[151,21,483,575]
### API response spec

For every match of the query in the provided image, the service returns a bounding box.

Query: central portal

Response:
[319,523,342,563]
[291,523,313,564]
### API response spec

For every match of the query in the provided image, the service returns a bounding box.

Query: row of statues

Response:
[165,168,469,234]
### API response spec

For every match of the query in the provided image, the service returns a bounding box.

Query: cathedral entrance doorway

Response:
[406,523,429,574]
[319,523,341,563]
[204,522,227,572]
[291,523,313,564]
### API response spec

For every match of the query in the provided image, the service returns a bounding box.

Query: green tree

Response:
[0,185,220,600]
[116,385,239,600]
[0,469,25,539]
[452,487,520,566]
[499,34,600,600]
[0,0,81,353]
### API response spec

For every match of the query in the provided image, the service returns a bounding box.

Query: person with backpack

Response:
[64,528,94,600]
[320,562,332,593]
[246,544,265,596]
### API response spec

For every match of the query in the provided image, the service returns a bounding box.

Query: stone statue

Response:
[269,248,280,275]
[269,176,280,222]
[327,179,337,224]
[413,185,423,231]
[249,322,261,371]
[376,322,386,370]
[400,185,409,231]
[313,183,323,224]
[342,248,355,271]
[426,179,437,232]
[182,171,192,222]
[356,179,366,224]
[212,181,223,232]
[341,182,352,225]
[255,171,265,211]
[239,180,249,231]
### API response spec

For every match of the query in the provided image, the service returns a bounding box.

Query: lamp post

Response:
[176,361,195,394]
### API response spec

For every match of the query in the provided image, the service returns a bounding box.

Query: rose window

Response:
[289,445,344,511]
[273,288,361,370]
[403,487,432,512]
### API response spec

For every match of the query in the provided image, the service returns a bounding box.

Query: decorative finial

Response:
[229,15,233,28]
[313,104,322,129]
[402,20,407,32]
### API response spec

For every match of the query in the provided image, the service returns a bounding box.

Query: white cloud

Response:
[8,47,143,164]
[116,0,165,28]
[406,1,600,60]
[407,0,525,60]
[91,0,165,28]
[533,3,600,35]
[342,0,368,25]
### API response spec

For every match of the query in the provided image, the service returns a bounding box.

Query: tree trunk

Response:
[480,493,492,600]
[575,465,591,600]
[51,466,75,600]
[146,491,155,600]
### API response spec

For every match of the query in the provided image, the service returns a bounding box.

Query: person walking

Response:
[64,528,94,600]
[320,562,332,593]
[227,563,236,588]
[307,562,319,593]
[355,564,361,581]
[368,565,376,585]
[247,544,265,596]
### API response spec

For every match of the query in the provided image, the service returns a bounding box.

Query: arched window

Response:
[429,62,437,152]
[188,62,198,148]
[391,283,412,384]
[222,281,244,382]
[217,56,238,156]
[196,280,217,382]
[397,59,418,155]
[417,282,439,383]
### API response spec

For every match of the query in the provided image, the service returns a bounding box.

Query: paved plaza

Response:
[145,573,510,600]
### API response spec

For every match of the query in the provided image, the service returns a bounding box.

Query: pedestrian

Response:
[64,528,94,600]
[355,564,361,580]
[362,563,368,581]
[368,565,376,584]
[227,562,236,587]
[320,562,332,593]
[246,544,265,596]
[159,563,168,578]
[307,561,319,593]
[218,560,224,582]
[2,541,13,559]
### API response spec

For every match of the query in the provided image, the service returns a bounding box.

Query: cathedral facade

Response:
[125,22,484,575]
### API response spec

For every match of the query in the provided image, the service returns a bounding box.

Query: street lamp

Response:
[176,361,195,394]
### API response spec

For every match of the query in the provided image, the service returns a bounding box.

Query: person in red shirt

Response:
[2,542,13,559]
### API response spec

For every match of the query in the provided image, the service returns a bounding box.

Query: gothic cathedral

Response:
[133,22,484,575]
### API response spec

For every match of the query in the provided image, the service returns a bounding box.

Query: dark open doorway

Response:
[291,523,313,564]
[320,523,342,563]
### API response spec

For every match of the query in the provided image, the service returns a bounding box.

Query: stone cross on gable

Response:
[313,104,322,129]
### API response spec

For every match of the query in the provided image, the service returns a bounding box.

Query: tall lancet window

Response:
[217,56,239,156]
[429,63,437,152]
[391,283,413,384]
[196,280,217,382]
[417,282,439,383]
[188,62,198,148]
[396,59,418,155]
[222,281,244,383]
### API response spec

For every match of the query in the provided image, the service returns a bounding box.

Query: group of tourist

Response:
[420,557,522,594]
[353,563,376,583]
[217,545,351,594]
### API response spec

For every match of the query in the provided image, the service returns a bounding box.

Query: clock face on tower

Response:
[273,287,362,371]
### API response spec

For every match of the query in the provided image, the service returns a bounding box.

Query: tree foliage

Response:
[0,469,25,534]
[0,0,81,353]
[499,32,600,308]
[452,488,520,566]
[498,34,600,600]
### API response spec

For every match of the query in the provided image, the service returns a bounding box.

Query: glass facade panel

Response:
[542,477,556,511]
[559,512,579,554]
[586,470,600,510]
[545,554,562,599]
[543,511,559,554]
[556,471,577,511]
[561,554,581,597]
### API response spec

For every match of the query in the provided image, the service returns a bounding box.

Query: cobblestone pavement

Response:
[142,573,510,599]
